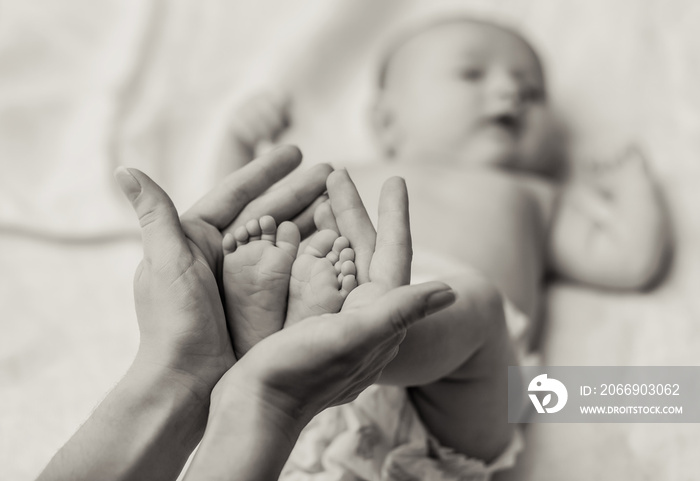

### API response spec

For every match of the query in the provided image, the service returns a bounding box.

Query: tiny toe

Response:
[327,237,349,265]
[246,219,262,241]
[326,251,340,265]
[332,236,350,253]
[340,274,357,295]
[222,233,237,254]
[234,226,250,245]
[260,215,277,243]
[276,221,301,258]
[339,248,355,263]
[304,229,339,258]
[340,260,356,276]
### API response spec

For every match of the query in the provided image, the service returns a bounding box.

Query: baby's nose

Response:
[484,71,522,115]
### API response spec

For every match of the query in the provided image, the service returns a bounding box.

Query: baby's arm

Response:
[548,147,670,289]
[220,90,291,172]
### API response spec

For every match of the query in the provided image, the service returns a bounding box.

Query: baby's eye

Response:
[459,67,483,81]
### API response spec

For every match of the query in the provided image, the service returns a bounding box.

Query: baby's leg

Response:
[285,230,357,326]
[315,172,518,463]
[222,216,300,359]
[380,271,517,464]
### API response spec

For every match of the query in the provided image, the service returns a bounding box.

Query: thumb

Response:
[114,167,189,267]
[356,281,456,341]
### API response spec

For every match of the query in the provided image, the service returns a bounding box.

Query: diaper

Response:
[281,385,523,481]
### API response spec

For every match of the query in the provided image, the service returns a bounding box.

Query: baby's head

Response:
[373,17,559,175]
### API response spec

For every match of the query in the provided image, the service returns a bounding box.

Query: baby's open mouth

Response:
[491,114,522,135]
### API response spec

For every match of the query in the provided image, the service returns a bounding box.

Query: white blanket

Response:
[1,1,699,479]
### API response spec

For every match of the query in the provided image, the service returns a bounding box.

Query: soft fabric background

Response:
[1,0,699,479]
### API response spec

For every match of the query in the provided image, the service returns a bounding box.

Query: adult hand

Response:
[320,170,413,310]
[115,146,331,398]
[39,146,331,481]
[185,282,455,481]
[222,172,424,418]
[218,282,455,420]
[185,171,455,481]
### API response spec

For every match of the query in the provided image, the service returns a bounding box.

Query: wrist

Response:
[130,352,216,412]
[209,369,309,439]
[132,346,230,408]
[185,371,308,481]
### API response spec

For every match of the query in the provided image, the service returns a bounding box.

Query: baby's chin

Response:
[451,138,520,169]
[397,137,519,169]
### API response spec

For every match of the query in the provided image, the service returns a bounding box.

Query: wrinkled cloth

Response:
[281,385,523,481]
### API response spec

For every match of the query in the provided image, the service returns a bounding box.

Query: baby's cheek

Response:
[411,107,474,149]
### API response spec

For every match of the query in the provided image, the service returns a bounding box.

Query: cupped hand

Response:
[215,281,455,424]
[212,169,454,421]
[115,146,331,398]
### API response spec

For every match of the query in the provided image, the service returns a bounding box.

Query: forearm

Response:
[550,180,669,289]
[184,376,306,481]
[38,359,210,481]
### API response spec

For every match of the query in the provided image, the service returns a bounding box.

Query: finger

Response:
[346,282,456,345]
[328,362,388,407]
[114,167,188,267]
[184,145,303,229]
[326,169,376,284]
[370,177,412,287]
[225,162,333,236]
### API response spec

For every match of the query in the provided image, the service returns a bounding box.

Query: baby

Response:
[220,16,669,480]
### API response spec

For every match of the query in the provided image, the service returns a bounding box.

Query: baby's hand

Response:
[551,146,670,288]
[227,89,292,164]
[580,145,652,191]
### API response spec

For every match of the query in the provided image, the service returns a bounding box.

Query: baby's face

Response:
[376,21,552,172]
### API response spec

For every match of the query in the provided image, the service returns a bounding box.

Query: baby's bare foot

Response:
[285,230,357,326]
[222,215,300,359]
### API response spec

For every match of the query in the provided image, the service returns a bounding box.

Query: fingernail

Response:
[425,288,456,316]
[114,167,141,201]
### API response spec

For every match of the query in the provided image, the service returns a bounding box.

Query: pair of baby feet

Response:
[222,215,358,359]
